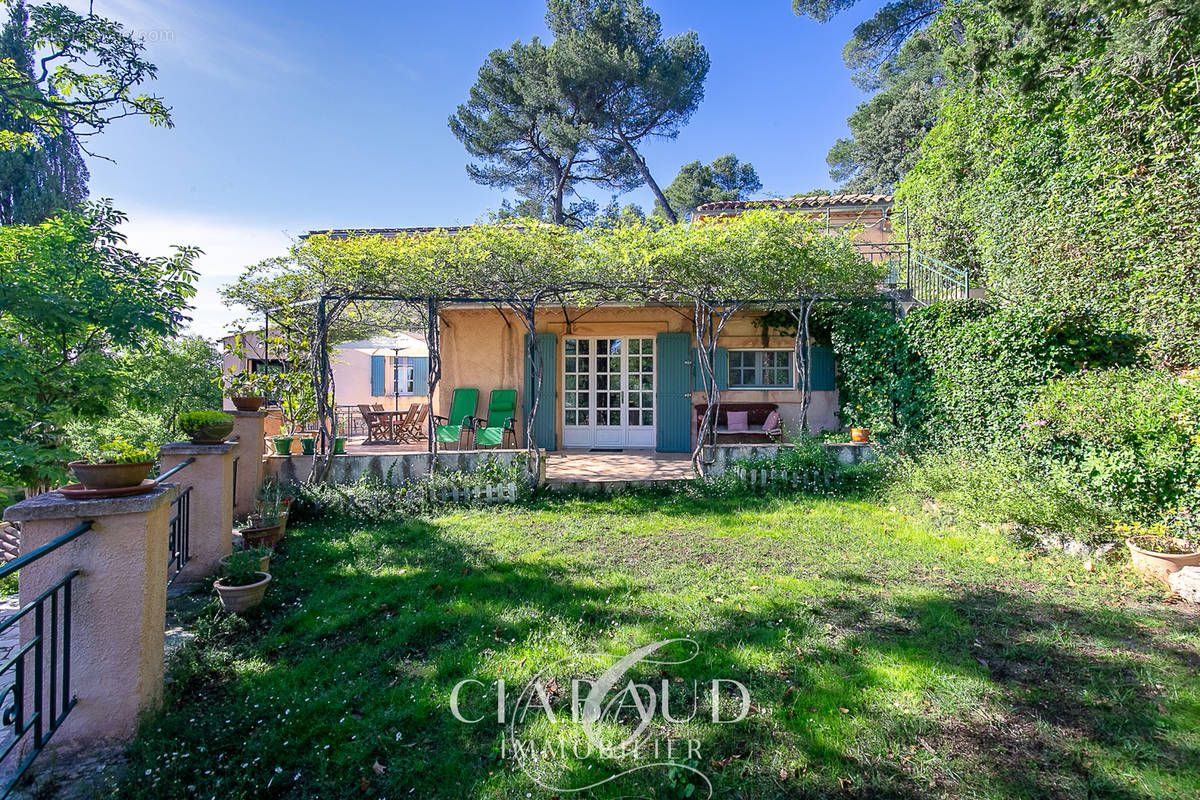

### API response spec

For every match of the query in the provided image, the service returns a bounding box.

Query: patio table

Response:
[373,410,409,443]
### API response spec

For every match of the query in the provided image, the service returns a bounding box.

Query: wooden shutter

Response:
[691,347,729,391]
[370,354,386,396]
[412,357,429,396]
[656,333,692,452]
[522,333,557,450]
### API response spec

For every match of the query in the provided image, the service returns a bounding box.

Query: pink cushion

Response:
[726,411,749,431]
[762,411,781,432]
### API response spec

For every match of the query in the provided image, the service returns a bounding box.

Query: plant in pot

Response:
[241,493,284,549]
[299,436,316,455]
[270,369,316,456]
[69,438,157,490]
[849,424,871,443]
[177,410,234,444]
[220,544,272,574]
[223,367,265,412]
[214,548,271,613]
[1123,510,1200,588]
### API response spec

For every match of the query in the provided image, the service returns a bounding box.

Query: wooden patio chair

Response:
[357,404,391,444]
[398,403,428,442]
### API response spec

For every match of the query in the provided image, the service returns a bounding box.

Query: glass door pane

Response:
[595,338,623,427]
[625,337,654,426]
[562,338,590,427]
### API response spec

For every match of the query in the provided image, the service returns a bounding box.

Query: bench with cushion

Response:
[694,403,782,440]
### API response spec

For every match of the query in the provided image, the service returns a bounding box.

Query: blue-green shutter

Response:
[370,355,386,396]
[412,357,429,396]
[810,346,835,391]
[522,333,557,450]
[692,347,728,391]
[656,333,692,452]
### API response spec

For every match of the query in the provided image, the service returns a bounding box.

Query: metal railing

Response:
[157,457,195,587]
[853,241,969,305]
[166,488,191,586]
[0,520,91,797]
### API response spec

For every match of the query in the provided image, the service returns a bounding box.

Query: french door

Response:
[562,336,656,449]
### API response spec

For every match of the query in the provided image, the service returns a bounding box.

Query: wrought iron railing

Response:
[0,520,91,797]
[157,457,195,587]
[853,241,969,304]
[166,488,191,586]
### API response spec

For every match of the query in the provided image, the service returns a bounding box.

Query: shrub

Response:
[731,433,885,497]
[176,410,233,432]
[77,437,157,464]
[1023,369,1200,523]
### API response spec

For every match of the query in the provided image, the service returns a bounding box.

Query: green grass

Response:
[111,493,1200,799]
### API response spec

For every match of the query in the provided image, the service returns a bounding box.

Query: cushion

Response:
[763,411,781,432]
[726,410,749,432]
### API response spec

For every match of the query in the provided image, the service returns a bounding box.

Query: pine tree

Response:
[0,0,89,226]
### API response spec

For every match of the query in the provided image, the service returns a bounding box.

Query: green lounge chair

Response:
[433,388,478,449]
[472,389,517,448]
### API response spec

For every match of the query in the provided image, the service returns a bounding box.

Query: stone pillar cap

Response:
[160,441,239,455]
[230,410,268,418]
[4,483,179,522]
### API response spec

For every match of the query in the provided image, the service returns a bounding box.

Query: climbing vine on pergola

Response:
[223,210,887,481]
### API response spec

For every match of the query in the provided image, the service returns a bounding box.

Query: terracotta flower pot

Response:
[242,523,282,549]
[214,572,271,613]
[851,428,871,443]
[186,421,234,444]
[1127,536,1200,588]
[220,552,271,573]
[68,460,154,490]
[231,396,264,412]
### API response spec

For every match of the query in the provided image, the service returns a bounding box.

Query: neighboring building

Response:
[219,331,429,412]
[304,194,895,450]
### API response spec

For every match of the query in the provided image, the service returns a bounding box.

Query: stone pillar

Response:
[3,484,178,747]
[159,442,236,581]
[230,411,267,518]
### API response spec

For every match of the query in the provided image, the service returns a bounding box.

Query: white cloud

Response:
[114,208,295,340]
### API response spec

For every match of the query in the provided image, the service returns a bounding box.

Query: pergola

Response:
[241,212,895,481]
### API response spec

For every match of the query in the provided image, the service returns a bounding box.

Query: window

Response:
[393,357,415,395]
[728,350,792,388]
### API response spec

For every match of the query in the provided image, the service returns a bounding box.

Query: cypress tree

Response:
[0,0,88,225]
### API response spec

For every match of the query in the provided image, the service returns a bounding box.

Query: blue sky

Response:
[76,0,878,336]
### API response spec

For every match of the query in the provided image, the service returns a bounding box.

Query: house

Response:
[219,331,429,412]
[311,194,895,451]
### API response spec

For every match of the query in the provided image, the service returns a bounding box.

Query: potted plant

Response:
[242,486,286,547]
[270,435,294,456]
[214,549,271,613]
[220,545,272,574]
[850,426,871,443]
[1124,511,1200,587]
[224,368,265,412]
[299,436,316,455]
[333,436,346,454]
[177,410,234,444]
[69,438,157,490]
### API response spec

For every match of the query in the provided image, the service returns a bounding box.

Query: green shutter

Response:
[656,333,692,452]
[522,333,557,450]
[370,355,386,396]
[412,357,428,396]
[798,346,835,391]
[692,347,728,392]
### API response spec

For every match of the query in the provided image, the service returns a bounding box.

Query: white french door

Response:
[562,336,656,449]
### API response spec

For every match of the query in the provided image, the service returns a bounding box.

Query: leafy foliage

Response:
[0,0,88,224]
[0,0,171,148]
[0,202,198,488]
[898,0,1200,366]
[176,410,233,432]
[75,437,156,465]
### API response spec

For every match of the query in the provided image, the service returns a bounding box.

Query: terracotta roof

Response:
[695,194,893,212]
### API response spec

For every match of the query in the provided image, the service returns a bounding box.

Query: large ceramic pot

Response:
[186,420,234,444]
[1127,536,1200,588]
[333,437,347,454]
[215,572,271,613]
[300,437,316,455]
[242,523,282,549]
[231,396,264,412]
[850,428,871,443]
[270,437,294,456]
[68,460,154,490]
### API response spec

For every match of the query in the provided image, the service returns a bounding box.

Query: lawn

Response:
[110,492,1200,799]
